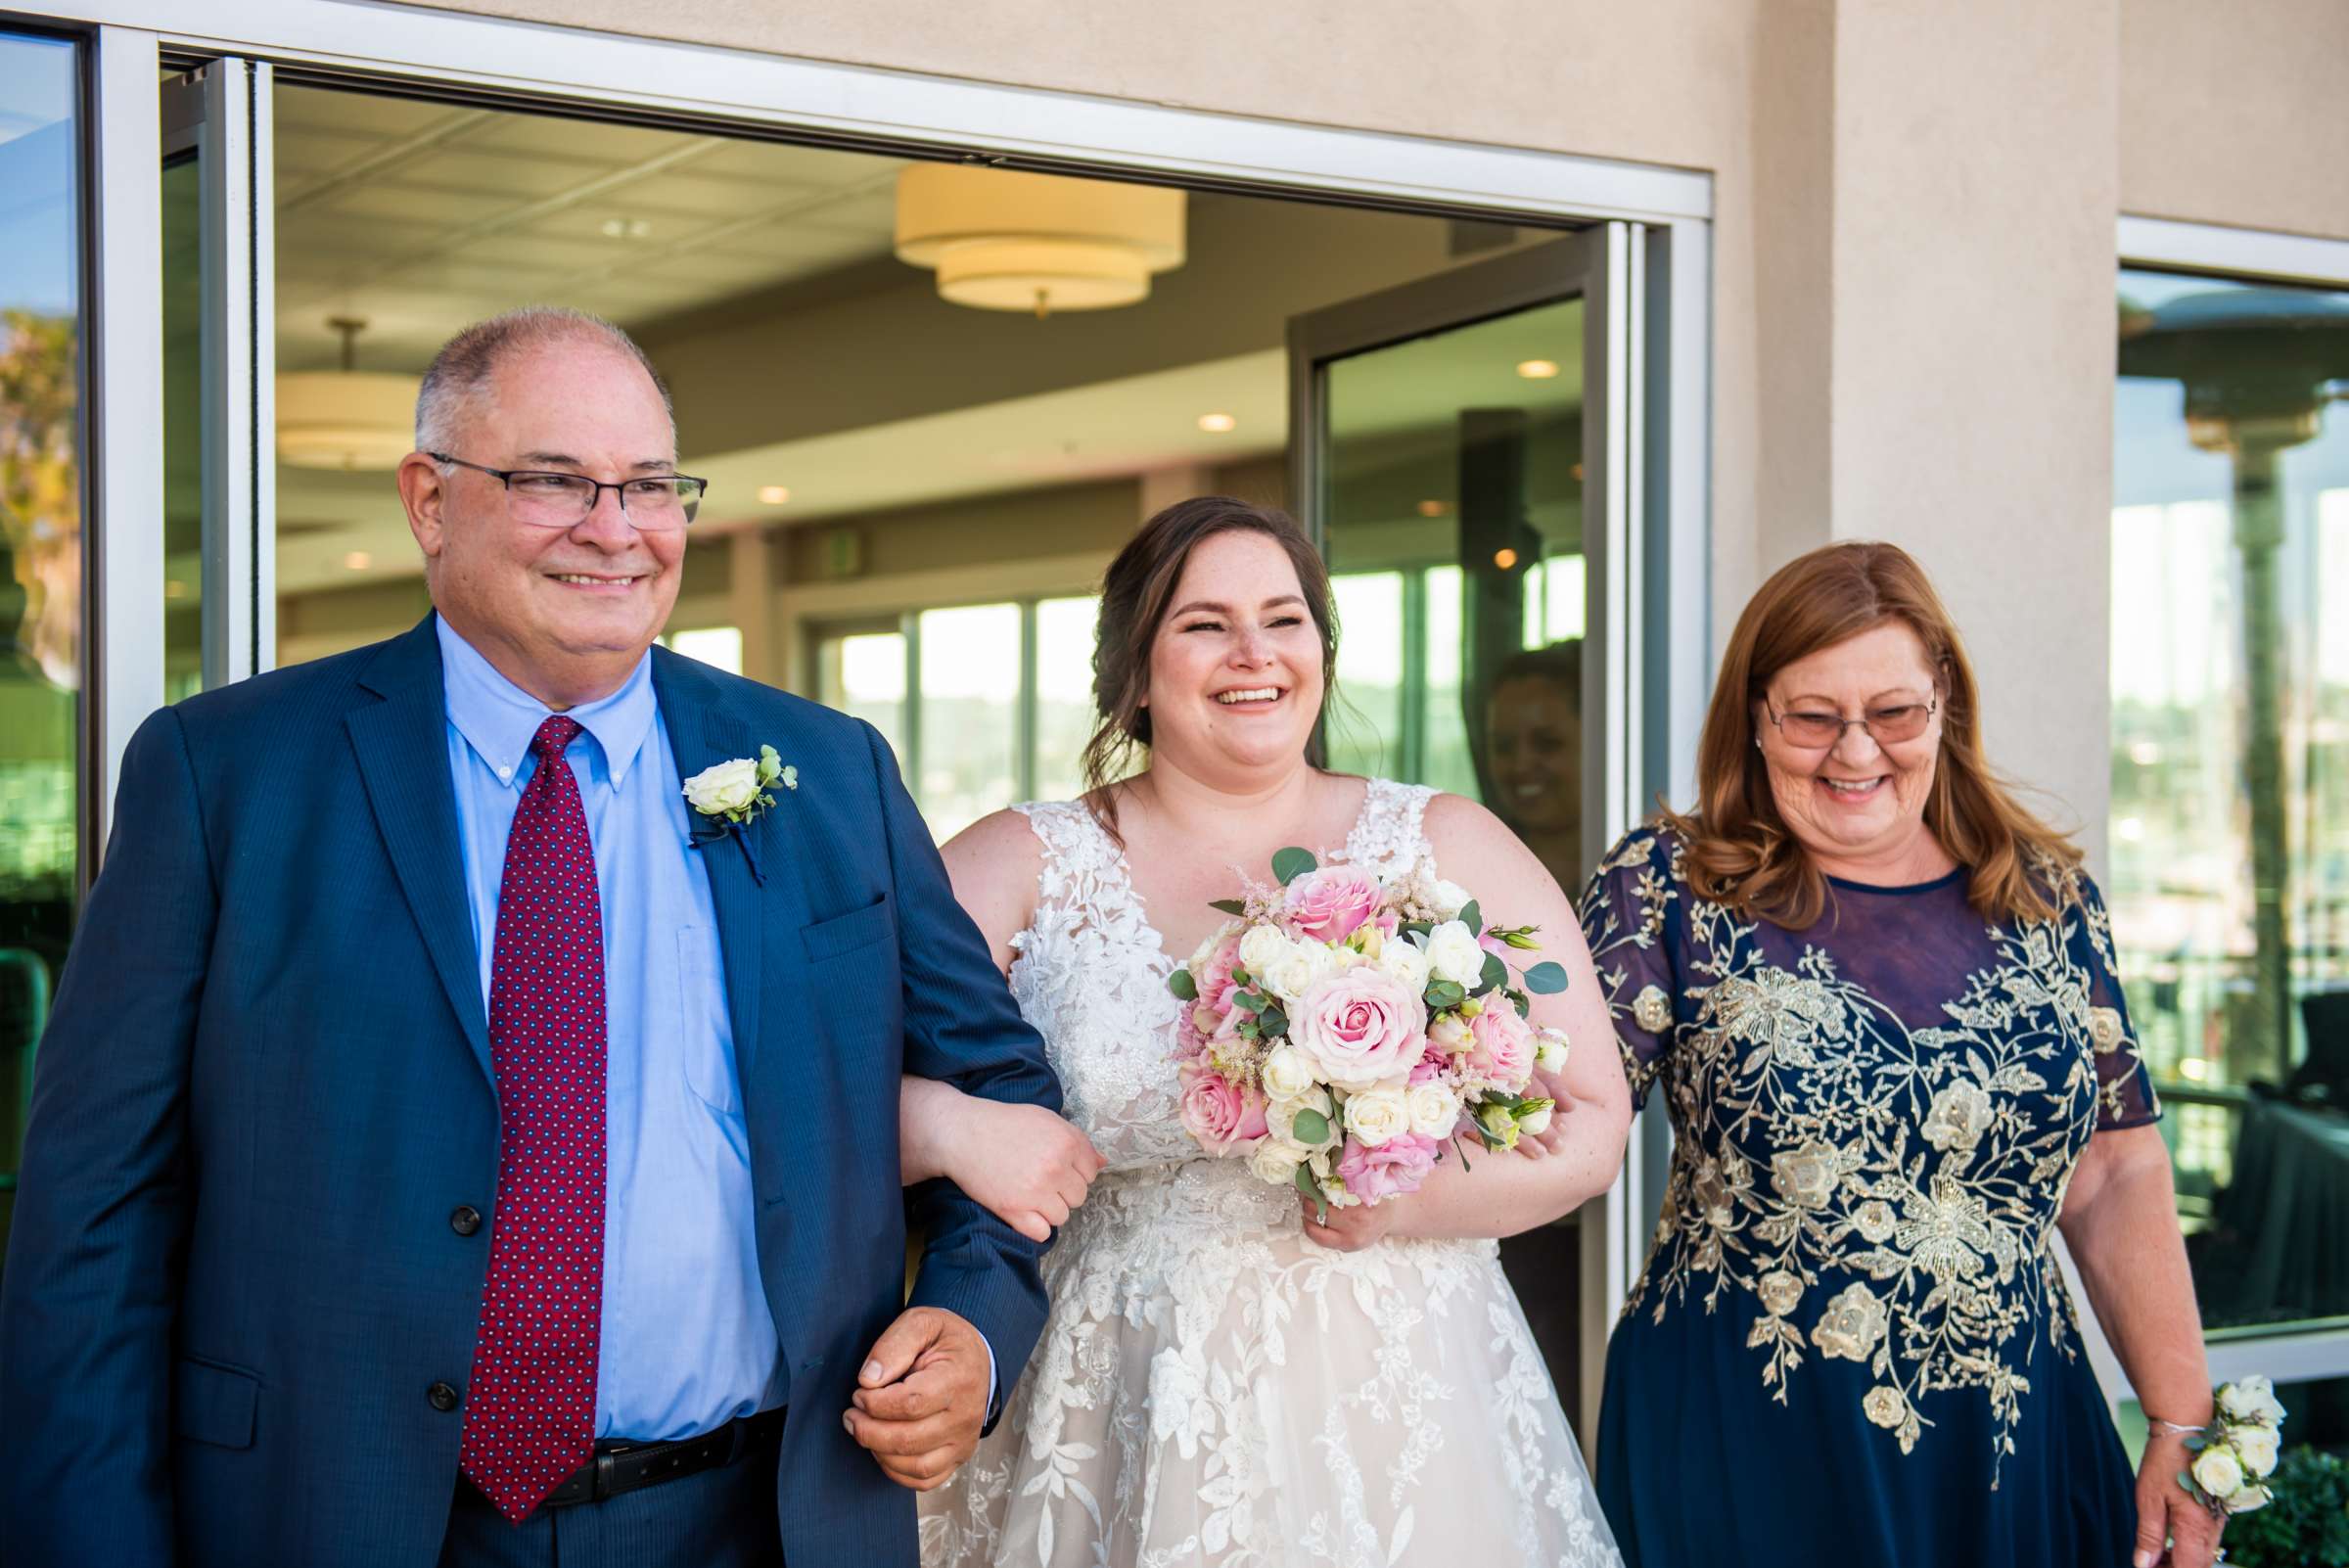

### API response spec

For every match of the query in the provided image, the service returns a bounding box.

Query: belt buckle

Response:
[590,1450,621,1503]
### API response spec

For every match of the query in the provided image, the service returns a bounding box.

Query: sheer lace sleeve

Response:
[1579,826,1684,1111]
[2062,868,2162,1131]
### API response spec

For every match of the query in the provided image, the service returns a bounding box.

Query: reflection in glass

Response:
[0,29,82,1266]
[2110,266,2349,1332]
[816,629,907,763]
[916,603,1020,842]
[1316,299,1585,888]
[1034,595,1100,804]
[161,152,203,699]
[1326,572,1402,778]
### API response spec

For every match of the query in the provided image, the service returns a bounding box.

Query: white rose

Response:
[2225,1485,2272,1514]
[1263,940,1337,1003]
[1342,1084,1413,1147]
[2190,1447,2245,1500]
[1406,1080,1461,1138]
[1248,1138,1312,1185]
[1423,921,1487,990]
[1269,1088,1337,1149]
[2233,1425,2280,1475]
[682,757,761,816]
[1375,937,1433,995]
[1238,922,1290,978]
[1261,1045,1319,1102]
[1428,879,1473,919]
[1515,1099,1555,1136]
[1429,1013,1473,1054]
[1535,1028,1570,1074]
[2219,1376,2286,1427]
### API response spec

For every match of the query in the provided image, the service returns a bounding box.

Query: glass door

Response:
[1287,225,1641,1443]
[160,58,275,693]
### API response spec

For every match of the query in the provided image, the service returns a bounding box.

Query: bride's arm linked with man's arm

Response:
[1299,792,1632,1251]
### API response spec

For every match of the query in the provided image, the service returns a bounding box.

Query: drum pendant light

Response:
[276,316,421,471]
[894,164,1186,318]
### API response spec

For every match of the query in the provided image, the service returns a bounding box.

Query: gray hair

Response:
[413,306,674,458]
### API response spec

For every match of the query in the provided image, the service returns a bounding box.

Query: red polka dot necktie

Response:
[459,715,607,1523]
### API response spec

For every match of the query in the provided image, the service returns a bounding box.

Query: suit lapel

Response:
[653,650,782,1081]
[347,617,493,1083]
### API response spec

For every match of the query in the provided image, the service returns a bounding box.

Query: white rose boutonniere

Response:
[684,743,794,885]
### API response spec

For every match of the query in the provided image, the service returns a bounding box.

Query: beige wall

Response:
[401,0,2349,861]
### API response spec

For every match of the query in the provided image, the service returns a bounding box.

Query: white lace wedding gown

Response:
[919,780,1621,1568]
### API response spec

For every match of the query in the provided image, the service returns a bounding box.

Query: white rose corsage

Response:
[683,744,794,886]
[2159,1376,2286,1518]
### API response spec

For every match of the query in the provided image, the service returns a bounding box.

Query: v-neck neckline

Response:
[1087,776,1382,972]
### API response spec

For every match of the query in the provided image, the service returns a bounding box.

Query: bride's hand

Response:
[1510,1066,1576,1161]
[902,1078,1105,1243]
[1299,1193,1400,1251]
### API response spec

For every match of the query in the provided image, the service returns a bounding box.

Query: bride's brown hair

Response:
[1080,497,1338,840]
[1659,540,2080,928]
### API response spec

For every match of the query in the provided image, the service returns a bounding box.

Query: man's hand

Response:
[843,1306,990,1492]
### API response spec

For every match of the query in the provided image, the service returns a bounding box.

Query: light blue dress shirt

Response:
[438,618,782,1440]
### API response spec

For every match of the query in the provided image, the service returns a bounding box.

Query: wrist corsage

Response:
[2155,1376,2286,1517]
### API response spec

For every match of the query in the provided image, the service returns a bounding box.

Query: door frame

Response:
[1285,226,1652,1444]
[68,0,1712,844]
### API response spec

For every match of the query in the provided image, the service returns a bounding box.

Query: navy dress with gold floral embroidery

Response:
[1580,826,2159,1568]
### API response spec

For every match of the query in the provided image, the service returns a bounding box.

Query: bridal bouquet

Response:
[1167,847,1570,1212]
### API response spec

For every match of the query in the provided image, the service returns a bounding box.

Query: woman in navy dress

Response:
[1580,542,2223,1568]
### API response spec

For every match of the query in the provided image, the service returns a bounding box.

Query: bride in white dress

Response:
[901,498,1629,1567]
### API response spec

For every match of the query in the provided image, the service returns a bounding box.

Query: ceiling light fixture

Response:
[344,551,373,571]
[758,484,792,505]
[1416,499,1449,518]
[1197,412,1236,434]
[1516,358,1560,380]
[895,164,1186,318]
[276,316,420,472]
[1493,547,1520,571]
[599,216,652,240]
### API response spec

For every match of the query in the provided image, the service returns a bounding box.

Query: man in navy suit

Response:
[0,308,1059,1566]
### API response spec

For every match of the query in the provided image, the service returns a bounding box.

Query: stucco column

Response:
[1749,0,2121,866]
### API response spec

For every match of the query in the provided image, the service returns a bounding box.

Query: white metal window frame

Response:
[2109,210,2349,1400]
[44,0,1714,1408]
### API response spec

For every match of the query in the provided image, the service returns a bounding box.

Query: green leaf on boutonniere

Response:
[1168,969,1198,1001]
[1479,952,1508,994]
[1458,899,1482,936]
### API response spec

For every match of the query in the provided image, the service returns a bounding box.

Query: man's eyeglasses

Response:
[430,453,707,530]
[1763,694,1939,750]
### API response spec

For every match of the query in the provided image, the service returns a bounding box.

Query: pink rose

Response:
[1407,1057,1443,1086]
[1178,1063,1267,1155]
[1292,968,1428,1091]
[1336,1131,1440,1204]
[1467,1000,1535,1091]
[1196,931,1244,1012]
[1283,865,1385,944]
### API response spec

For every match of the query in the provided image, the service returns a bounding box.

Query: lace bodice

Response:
[1007,778,1440,1174]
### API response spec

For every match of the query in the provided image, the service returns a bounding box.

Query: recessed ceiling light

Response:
[344,551,372,571]
[1416,499,1449,518]
[1493,547,1520,571]
[599,216,652,240]
[1197,412,1236,433]
[1516,359,1560,380]
[758,484,791,505]
[164,579,188,600]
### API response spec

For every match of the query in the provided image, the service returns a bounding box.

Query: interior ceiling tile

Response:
[456,114,688,165]
[683,142,903,186]
[273,129,392,177]
[398,150,623,201]
[519,208,736,247]
[274,86,450,139]
[598,171,817,217]
[306,182,515,226]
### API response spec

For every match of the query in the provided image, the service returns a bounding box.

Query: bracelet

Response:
[2147,1415,2211,1438]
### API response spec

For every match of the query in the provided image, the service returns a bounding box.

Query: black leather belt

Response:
[485,1407,787,1510]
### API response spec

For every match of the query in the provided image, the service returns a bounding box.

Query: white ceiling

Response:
[274,86,906,374]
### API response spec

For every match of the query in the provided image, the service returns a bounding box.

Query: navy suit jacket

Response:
[0,617,1060,1567]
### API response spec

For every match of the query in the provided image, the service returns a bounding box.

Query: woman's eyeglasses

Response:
[1763,694,1939,750]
